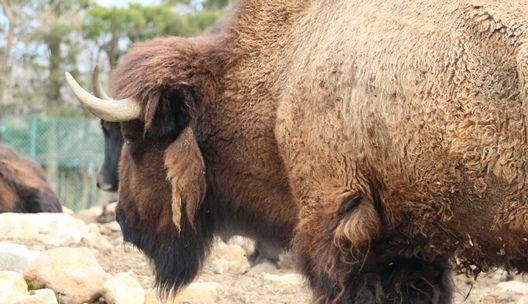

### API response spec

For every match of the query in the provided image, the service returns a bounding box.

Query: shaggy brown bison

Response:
[91,67,287,264]
[67,0,528,303]
[0,144,62,213]
[96,119,122,192]
[92,66,123,192]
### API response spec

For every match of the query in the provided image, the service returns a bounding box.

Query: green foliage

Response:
[181,9,224,36]
[202,0,230,10]
[1,0,229,116]
[82,2,224,70]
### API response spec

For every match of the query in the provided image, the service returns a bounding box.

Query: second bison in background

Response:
[0,144,62,213]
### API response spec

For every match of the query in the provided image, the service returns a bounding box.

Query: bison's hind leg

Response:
[295,190,453,303]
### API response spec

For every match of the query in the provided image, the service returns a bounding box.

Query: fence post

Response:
[30,116,37,157]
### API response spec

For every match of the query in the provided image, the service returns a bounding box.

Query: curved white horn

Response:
[91,65,111,100]
[65,72,141,122]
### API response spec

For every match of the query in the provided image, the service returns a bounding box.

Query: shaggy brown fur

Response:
[88,0,528,303]
[96,116,284,264]
[0,144,62,213]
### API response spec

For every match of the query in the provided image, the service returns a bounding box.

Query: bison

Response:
[0,144,62,213]
[66,0,528,303]
[92,66,123,192]
[91,67,287,265]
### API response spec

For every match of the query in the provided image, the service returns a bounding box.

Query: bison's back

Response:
[275,0,528,270]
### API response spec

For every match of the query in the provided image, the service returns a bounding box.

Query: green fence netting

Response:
[0,115,114,211]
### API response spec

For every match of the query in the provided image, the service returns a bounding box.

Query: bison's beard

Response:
[116,205,215,297]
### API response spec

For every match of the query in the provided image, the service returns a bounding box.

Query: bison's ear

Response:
[142,88,193,139]
[164,127,206,232]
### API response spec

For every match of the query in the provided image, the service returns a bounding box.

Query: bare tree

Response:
[0,0,17,109]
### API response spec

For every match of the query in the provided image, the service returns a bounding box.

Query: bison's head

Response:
[65,37,221,294]
[96,120,122,192]
[91,67,124,192]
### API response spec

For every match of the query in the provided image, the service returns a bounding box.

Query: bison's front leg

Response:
[294,190,453,304]
[380,256,453,304]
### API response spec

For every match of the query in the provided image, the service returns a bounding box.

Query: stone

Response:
[87,223,101,234]
[0,271,28,304]
[226,236,255,256]
[0,213,88,246]
[74,205,103,223]
[99,221,122,236]
[0,242,40,273]
[175,282,222,303]
[145,282,222,304]
[61,207,74,215]
[81,231,113,252]
[102,272,144,304]
[205,241,250,275]
[13,289,58,304]
[97,202,117,223]
[262,273,305,286]
[497,281,528,294]
[249,261,279,274]
[277,250,297,269]
[23,247,109,304]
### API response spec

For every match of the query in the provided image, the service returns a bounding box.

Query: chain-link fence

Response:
[0,115,114,211]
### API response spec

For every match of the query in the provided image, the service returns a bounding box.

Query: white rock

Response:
[249,261,279,274]
[226,236,255,256]
[99,221,121,236]
[106,221,121,232]
[497,281,528,294]
[277,250,297,269]
[74,205,103,223]
[87,223,101,234]
[0,213,88,246]
[61,207,74,215]
[177,282,222,302]
[0,242,40,273]
[0,271,28,304]
[13,289,58,304]
[262,273,305,286]
[206,241,250,274]
[23,247,109,304]
[81,231,113,252]
[102,272,144,304]
[98,202,117,223]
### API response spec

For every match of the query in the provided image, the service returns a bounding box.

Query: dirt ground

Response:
[12,216,528,304]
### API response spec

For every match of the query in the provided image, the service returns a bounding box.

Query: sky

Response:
[94,0,161,6]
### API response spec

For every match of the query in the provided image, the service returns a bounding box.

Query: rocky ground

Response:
[0,206,528,304]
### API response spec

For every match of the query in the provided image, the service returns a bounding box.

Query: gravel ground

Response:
[8,210,528,304]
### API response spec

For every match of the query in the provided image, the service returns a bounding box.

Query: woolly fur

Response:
[0,144,62,213]
[109,0,528,303]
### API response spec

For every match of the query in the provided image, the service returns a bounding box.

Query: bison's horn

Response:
[65,72,140,122]
[91,65,111,100]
